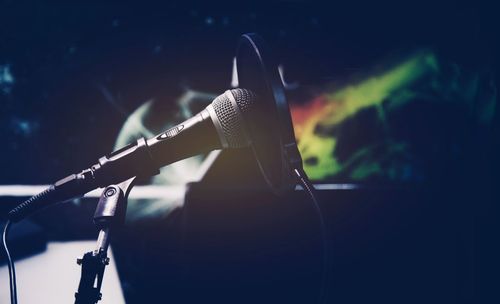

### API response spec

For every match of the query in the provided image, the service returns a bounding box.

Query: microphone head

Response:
[207,88,256,148]
[230,88,255,116]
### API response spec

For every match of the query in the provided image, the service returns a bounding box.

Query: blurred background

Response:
[0,1,498,303]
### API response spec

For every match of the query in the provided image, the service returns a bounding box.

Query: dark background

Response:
[0,1,498,303]
[1,1,498,183]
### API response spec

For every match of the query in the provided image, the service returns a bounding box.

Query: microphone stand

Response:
[74,177,136,304]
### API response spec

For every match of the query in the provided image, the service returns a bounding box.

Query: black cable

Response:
[293,168,330,304]
[2,220,18,304]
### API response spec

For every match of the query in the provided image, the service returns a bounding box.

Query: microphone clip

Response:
[74,177,136,304]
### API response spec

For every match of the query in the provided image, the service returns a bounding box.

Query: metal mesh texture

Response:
[231,88,256,115]
[211,89,255,148]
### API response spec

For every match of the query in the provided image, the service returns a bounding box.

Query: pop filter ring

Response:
[236,34,329,303]
[236,33,303,195]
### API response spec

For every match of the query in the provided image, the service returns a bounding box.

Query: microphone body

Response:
[92,108,222,188]
[8,89,255,222]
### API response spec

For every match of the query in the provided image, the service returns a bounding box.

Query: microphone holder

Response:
[74,177,136,304]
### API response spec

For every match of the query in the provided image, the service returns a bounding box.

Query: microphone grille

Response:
[210,89,256,148]
[231,88,256,115]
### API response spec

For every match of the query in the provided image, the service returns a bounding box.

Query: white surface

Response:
[0,181,357,198]
[0,241,126,304]
[0,185,187,199]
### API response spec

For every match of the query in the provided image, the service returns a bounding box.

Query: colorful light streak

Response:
[290,51,441,180]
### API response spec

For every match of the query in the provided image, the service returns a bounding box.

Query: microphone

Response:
[8,88,257,222]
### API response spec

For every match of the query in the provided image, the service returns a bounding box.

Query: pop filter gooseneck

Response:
[236,33,329,303]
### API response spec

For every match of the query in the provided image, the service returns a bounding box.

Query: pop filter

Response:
[236,33,303,195]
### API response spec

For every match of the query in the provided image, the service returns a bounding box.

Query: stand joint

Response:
[74,177,136,304]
